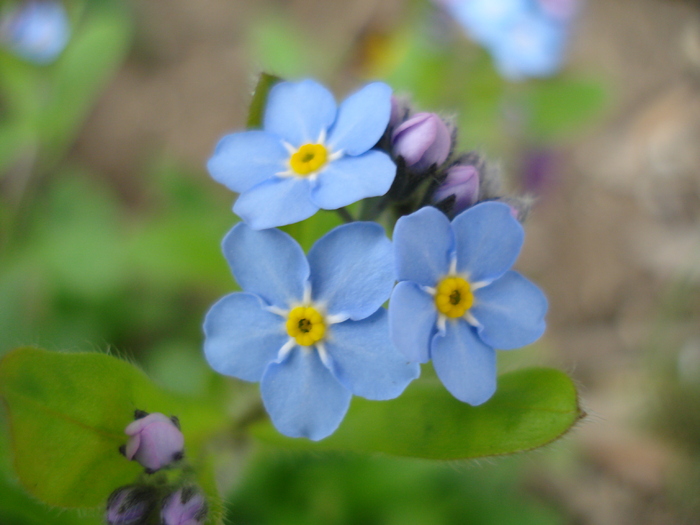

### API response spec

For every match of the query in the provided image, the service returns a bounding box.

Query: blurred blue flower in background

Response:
[208,79,396,230]
[204,222,419,440]
[434,0,580,80]
[0,1,69,64]
[389,203,547,405]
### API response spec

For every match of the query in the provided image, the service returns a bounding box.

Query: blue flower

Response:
[388,203,547,405]
[208,80,396,230]
[442,0,529,43]
[488,11,567,80]
[0,1,70,64]
[204,221,419,440]
[436,0,579,80]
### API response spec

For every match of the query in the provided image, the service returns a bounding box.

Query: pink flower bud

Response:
[161,487,208,525]
[391,112,451,170]
[122,412,184,473]
[433,164,480,214]
[105,485,157,525]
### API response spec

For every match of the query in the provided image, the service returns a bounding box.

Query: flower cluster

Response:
[0,0,69,64]
[434,0,580,80]
[384,97,529,222]
[204,78,547,441]
[107,411,208,525]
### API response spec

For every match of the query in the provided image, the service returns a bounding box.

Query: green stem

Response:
[335,207,355,223]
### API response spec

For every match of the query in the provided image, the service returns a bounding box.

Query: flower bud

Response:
[122,411,184,473]
[433,164,480,214]
[391,112,451,170]
[161,487,208,525]
[0,1,70,64]
[105,485,157,525]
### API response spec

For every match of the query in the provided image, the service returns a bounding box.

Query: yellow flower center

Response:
[435,276,474,318]
[285,306,326,346]
[289,143,328,176]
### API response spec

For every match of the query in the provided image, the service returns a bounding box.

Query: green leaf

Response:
[251,367,583,459]
[246,73,282,129]
[0,474,102,525]
[0,347,226,518]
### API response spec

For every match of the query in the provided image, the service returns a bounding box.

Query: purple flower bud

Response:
[433,164,480,214]
[123,412,184,473]
[105,485,157,525]
[161,487,208,525]
[391,112,451,170]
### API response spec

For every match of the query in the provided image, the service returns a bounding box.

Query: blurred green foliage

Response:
[0,0,131,173]
[228,451,564,525]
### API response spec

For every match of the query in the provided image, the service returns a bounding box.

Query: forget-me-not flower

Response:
[0,1,69,64]
[208,80,396,230]
[388,202,547,405]
[204,221,419,440]
[487,10,568,80]
[435,0,579,80]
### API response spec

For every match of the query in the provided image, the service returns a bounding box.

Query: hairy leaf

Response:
[0,346,225,520]
[251,367,583,459]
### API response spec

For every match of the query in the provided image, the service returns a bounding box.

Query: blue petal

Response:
[431,320,497,405]
[207,131,288,193]
[452,202,524,283]
[233,176,319,230]
[222,223,309,309]
[261,347,351,441]
[490,13,566,80]
[393,206,453,286]
[263,80,337,147]
[388,281,437,363]
[471,271,547,349]
[324,309,420,400]
[448,0,527,44]
[308,222,393,320]
[203,293,287,382]
[312,151,396,210]
[327,82,393,156]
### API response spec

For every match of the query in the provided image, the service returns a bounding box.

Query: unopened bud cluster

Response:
[371,96,530,221]
[105,410,208,525]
